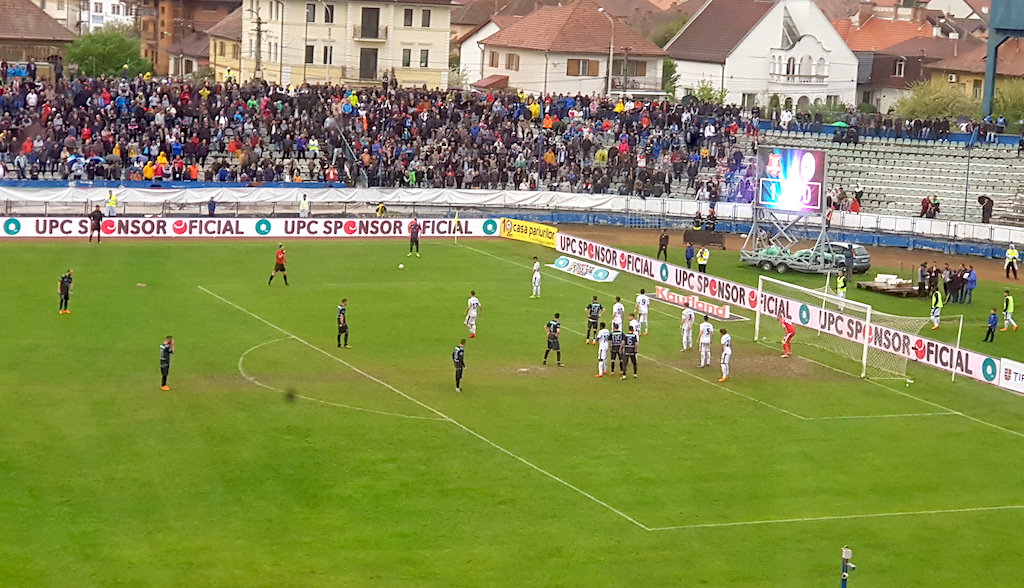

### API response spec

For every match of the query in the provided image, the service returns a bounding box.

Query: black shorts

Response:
[611,349,619,359]
[410,236,420,244]
[274,263,286,272]
[588,318,598,330]
[547,337,560,351]
[59,291,70,300]
[338,323,349,334]
[91,222,101,231]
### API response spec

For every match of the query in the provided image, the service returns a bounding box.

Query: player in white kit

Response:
[680,302,695,351]
[628,313,640,338]
[530,256,541,298]
[698,315,714,368]
[634,289,651,335]
[612,296,625,331]
[718,328,732,382]
[595,322,610,377]
[465,290,481,337]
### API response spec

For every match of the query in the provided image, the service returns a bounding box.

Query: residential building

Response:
[238,0,451,87]
[0,0,75,65]
[208,6,241,80]
[82,0,134,32]
[25,0,83,33]
[859,36,980,112]
[476,0,666,95]
[664,0,859,109]
[925,38,1024,101]
[924,0,989,21]
[450,0,559,51]
[138,0,240,75]
[457,15,518,85]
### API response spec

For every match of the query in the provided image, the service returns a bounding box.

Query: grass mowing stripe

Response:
[199,285,653,532]
[237,337,448,421]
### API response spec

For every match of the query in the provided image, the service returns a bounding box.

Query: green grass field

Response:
[3,232,1024,587]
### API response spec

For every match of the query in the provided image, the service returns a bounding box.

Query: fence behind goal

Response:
[755,276,933,380]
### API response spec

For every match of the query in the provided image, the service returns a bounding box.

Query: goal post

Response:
[756,275,931,380]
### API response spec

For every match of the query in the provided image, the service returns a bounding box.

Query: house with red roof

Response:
[663,0,858,110]
[476,0,666,95]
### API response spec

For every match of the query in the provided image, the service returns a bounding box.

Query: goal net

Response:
[755,275,933,380]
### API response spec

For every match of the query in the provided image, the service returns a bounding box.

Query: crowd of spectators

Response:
[0,74,762,201]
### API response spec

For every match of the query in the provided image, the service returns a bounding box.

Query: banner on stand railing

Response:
[499,217,558,248]
[0,216,501,239]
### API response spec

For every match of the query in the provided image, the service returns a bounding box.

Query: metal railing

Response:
[352,25,388,40]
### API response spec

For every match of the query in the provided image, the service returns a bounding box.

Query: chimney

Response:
[854,0,872,27]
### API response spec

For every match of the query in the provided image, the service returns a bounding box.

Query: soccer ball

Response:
[398,263,405,270]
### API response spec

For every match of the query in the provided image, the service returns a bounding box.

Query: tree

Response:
[993,78,1024,132]
[66,25,152,77]
[648,15,689,49]
[662,59,679,98]
[693,79,728,104]
[893,80,978,120]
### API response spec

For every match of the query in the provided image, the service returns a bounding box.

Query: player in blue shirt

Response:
[543,313,564,366]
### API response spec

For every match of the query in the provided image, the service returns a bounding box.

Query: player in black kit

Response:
[453,339,466,392]
[87,205,103,243]
[159,335,175,390]
[336,298,351,348]
[657,229,669,260]
[543,313,564,366]
[620,326,639,379]
[609,324,623,374]
[584,295,604,344]
[407,218,421,257]
[58,268,73,314]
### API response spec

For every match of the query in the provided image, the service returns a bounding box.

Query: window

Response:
[742,93,756,109]
[421,9,431,27]
[613,59,646,77]
[972,79,982,99]
[403,8,413,26]
[111,3,120,14]
[893,58,905,78]
[93,2,102,12]
[780,7,800,48]
[862,90,872,104]
[305,44,314,64]
[826,95,839,108]
[323,3,333,22]
[402,48,411,67]
[305,3,315,22]
[218,41,225,56]
[505,53,519,71]
[420,49,429,67]
[488,51,498,67]
[785,57,796,76]
[232,44,240,59]
[567,58,600,76]
[323,46,333,64]
[57,0,64,10]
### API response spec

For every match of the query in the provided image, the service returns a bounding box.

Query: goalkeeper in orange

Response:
[778,312,796,358]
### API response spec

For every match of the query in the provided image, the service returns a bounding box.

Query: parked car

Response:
[825,242,871,274]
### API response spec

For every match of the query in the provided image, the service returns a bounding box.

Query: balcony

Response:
[769,73,828,85]
[353,26,388,41]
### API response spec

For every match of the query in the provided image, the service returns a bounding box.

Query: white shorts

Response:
[532,274,541,286]
[639,312,648,322]
[612,318,623,330]
[1005,311,1014,322]
[721,350,732,364]
[465,314,477,326]
[700,341,711,352]
[837,291,847,299]
[598,346,609,360]
[931,308,941,318]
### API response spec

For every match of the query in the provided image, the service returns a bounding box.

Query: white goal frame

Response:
[755,275,873,378]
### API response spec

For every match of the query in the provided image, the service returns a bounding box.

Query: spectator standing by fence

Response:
[979,196,994,224]
[1006,244,1019,280]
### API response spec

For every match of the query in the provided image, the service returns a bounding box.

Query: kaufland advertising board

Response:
[556,231,1000,384]
[1,217,500,238]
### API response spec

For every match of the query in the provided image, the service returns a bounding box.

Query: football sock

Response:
[268,275,274,284]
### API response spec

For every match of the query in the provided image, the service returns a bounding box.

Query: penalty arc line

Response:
[200,285,652,532]
[645,504,1024,531]
[237,337,447,421]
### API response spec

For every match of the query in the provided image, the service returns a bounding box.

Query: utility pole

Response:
[254,12,265,79]
[622,46,631,92]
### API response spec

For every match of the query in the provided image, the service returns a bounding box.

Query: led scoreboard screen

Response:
[757,147,827,214]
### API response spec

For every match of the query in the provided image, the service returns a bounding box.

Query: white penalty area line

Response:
[199,285,652,532]
[237,337,446,421]
[645,504,1024,531]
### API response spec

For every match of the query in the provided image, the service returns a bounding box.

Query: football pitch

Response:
[3,232,1024,586]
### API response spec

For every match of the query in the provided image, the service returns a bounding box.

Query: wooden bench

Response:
[684,229,726,250]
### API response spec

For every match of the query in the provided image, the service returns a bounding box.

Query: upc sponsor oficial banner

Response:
[499,217,558,248]
[546,256,619,282]
[556,231,1001,385]
[0,217,501,239]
